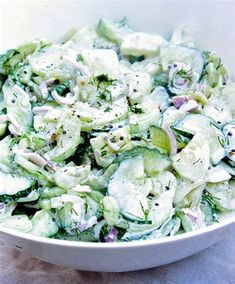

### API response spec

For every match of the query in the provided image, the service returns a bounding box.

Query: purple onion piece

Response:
[162,124,177,156]
[186,213,198,223]
[104,227,119,243]
[182,209,198,222]
[171,96,189,109]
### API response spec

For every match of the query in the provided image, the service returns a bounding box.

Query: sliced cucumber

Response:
[64,27,98,50]
[124,71,152,103]
[108,147,172,223]
[47,115,81,162]
[0,40,50,75]
[102,196,120,225]
[3,80,33,134]
[149,171,177,226]
[0,215,32,233]
[173,114,225,165]
[108,155,149,221]
[220,161,235,177]
[81,97,129,131]
[121,32,165,57]
[161,106,186,127]
[90,126,131,167]
[131,57,162,76]
[174,178,205,207]
[160,44,203,76]
[40,187,67,199]
[172,132,209,181]
[31,209,59,237]
[115,146,171,174]
[129,110,160,134]
[203,88,232,125]
[206,164,231,183]
[206,181,235,212]
[88,164,118,190]
[128,86,164,134]
[98,18,133,44]
[81,49,120,77]
[54,164,90,189]
[28,45,78,80]
[0,171,32,197]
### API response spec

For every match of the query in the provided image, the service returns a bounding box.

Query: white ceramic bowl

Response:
[0,0,235,272]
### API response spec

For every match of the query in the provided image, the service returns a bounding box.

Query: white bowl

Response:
[0,0,235,272]
[0,217,234,272]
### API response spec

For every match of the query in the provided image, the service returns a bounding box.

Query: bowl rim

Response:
[0,215,234,248]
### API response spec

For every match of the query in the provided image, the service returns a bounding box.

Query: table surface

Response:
[0,227,234,284]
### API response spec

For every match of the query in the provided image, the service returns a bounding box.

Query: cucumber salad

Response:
[0,18,234,242]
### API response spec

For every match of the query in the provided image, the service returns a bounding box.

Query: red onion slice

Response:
[171,96,189,109]
[104,227,119,243]
[162,123,177,156]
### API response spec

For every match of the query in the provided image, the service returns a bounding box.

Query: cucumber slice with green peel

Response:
[31,209,59,237]
[64,27,98,50]
[173,114,213,134]
[0,171,33,198]
[205,181,235,212]
[172,132,210,181]
[81,98,129,131]
[206,164,231,183]
[173,114,225,165]
[161,106,186,127]
[40,187,67,199]
[3,80,33,135]
[129,111,160,134]
[115,146,171,174]
[54,165,90,189]
[0,187,33,203]
[108,147,172,225]
[220,161,235,176]
[175,209,193,232]
[98,18,133,44]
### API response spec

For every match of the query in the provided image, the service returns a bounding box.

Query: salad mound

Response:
[0,18,234,242]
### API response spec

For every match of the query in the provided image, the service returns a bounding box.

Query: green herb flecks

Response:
[90,74,117,102]
[140,201,150,222]
[177,69,193,81]
[154,79,168,88]
[215,57,223,71]
[77,54,84,63]
[217,136,225,148]
[129,104,144,114]
[48,81,70,97]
